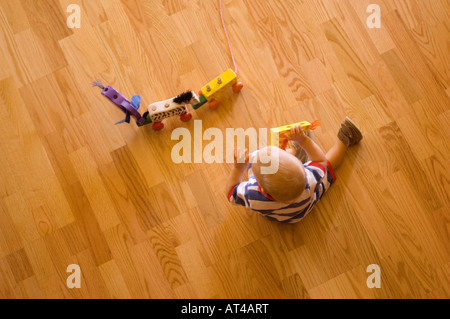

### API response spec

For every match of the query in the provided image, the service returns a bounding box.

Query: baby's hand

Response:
[289,124,308,144]
[234,148,249,170]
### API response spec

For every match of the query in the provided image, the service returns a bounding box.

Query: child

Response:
[226,117,362,223]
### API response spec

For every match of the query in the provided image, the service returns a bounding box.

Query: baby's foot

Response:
[337,117,363,147]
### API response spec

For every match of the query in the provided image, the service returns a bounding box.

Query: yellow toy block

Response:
[270,120,320,150]
[200,69,237,100]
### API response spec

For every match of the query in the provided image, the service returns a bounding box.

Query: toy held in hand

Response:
[270,120,321,150]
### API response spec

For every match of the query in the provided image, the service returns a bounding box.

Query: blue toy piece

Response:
[114,95,141,125]
[92,79,147,126]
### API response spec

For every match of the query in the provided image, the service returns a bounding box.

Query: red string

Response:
[219,0,238,74]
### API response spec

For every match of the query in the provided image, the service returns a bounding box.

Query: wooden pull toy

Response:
[92,80,196,131]
[270,119,321,150]
[93,71,243,131]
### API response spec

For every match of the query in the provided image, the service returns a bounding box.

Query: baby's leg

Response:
[326,140,348,169]
[327,117,363,169]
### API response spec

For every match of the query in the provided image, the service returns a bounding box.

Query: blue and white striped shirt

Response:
[228,158,335,223]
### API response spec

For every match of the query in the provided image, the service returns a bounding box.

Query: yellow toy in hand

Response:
[270,119,321,150]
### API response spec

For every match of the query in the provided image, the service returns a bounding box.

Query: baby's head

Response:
[252,146,306,204]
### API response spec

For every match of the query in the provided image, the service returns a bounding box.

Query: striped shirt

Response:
[227,157,336,224]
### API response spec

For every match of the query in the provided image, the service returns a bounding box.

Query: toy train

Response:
[93,69,243,131]
[270,120,321,150]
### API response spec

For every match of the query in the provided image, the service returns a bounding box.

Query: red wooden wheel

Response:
[209,99,220,110]
[232,81,244,93]
[180,112,192,122]
[152,121,164,131]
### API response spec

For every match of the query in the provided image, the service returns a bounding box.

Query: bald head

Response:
[252,146,306,203]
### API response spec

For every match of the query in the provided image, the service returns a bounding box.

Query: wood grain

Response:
[0,0,448,299]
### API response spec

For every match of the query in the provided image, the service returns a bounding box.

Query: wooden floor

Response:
[0,0,449,299]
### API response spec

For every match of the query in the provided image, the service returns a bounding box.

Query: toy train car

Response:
[192,69,243,110]
[93,69,243,131]
[141,91,199,131]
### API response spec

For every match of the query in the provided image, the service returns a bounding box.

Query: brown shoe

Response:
[337,117,363,147]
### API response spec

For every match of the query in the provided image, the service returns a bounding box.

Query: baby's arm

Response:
[289,125,327,166]
[225,148,250,196]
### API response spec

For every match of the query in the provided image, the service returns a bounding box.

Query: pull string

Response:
[219,0,238,74]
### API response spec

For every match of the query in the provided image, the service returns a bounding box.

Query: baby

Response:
[226,117,362,223]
